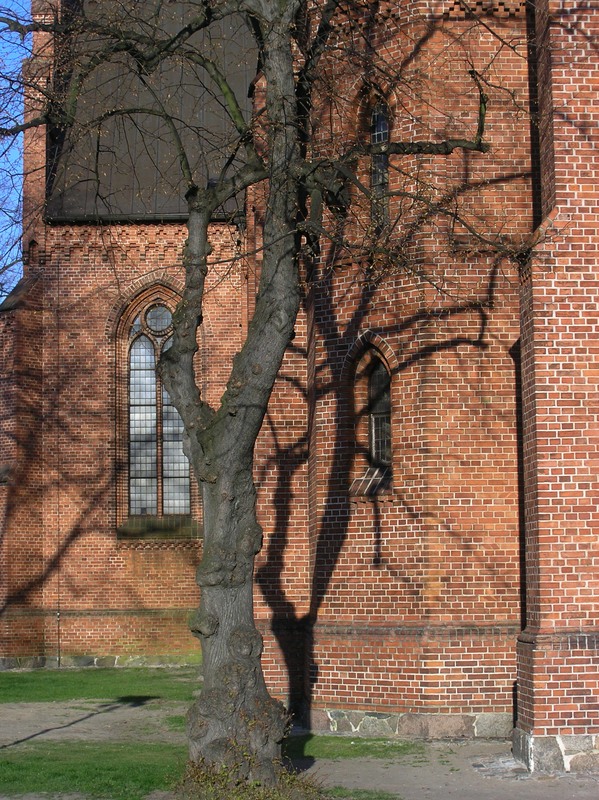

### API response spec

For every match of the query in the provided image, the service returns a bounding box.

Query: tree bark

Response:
[188,475,288,784]
[182,2,304,784]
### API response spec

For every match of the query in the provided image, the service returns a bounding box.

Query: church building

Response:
[0,0,598,772]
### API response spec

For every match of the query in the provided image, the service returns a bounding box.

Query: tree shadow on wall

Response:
[251,2,534,724]
[257,249,526,726]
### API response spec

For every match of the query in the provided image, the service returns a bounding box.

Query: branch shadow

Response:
[0,695,160,750]
[257,248,520,729]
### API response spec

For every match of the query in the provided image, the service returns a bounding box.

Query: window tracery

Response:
[128,303,190,517]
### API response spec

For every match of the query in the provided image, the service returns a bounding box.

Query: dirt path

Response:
[0,699,186,749]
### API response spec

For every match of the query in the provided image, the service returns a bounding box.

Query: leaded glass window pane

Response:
[130,478,158,515]
[146,305,172,334]
[127,314,190,519]
[163,478,191,515]
[162,385,190,514]
[369,359,391,467]
[129,335,158,515]
[371,103,389,145]
[131,314,142,335]
[371,101,389,230]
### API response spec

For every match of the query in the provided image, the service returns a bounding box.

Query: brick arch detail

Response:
[342,330,398,379]
[105,272,185,338]
[106,275,215,343]
[354,82,401,140]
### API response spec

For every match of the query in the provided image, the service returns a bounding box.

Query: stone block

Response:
[358,714,395,737]
[396,713,428,738]
[121,656,148,667]
[308,709,331,732]
[474,712,512,739]
[345,710,367,731]
[16,656,47,669]
[397,713,474,739]
[95,656,118,667]
[560,735,594,755]
[334,716,354,733]
[532,737,565,772]
[568,751,599,773]
[70,656,96,667]
[512,727,531,769]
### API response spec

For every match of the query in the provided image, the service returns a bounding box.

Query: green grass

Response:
[284,735,423,760]
[0,666,198,703]
[0,742,402,800]
[0,741,187,800]
[0,671,411,799]
[327,790,401,800]
[167,713,187,730]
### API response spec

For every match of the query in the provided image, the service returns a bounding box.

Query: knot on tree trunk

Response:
[239,522,263,556]
[196,544,253,587]
[229,624,264,659]
[189,609,219,638]
[196,523,263,588]
[188,647,289,784]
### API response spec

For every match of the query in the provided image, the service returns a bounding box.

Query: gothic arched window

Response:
[128,303,190,518]
[349,348,392,496]
[370,100,390,230]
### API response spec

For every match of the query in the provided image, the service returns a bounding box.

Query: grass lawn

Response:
[0,668,410,799]
[0,733,413,800]
[0,741,403,800]
[0,741,187,800]
[0,666,198,703]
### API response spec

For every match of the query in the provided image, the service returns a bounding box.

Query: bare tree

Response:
[0,0,531,785]
[0,0,28,298]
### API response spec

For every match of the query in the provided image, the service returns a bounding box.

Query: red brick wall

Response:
[1,223,246,659]
[0,309,16,655]
[9,0,598,755]
[516,0,599,748]
[253,4,530,717]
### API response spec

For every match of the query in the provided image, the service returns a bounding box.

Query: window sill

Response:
[349,467,392,497]
[117,515,201,541]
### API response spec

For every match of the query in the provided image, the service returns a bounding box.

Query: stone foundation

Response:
[513,729,599,772]
[310,708,513,740]
[0,653,200,670]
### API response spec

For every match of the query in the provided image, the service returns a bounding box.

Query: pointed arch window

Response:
[128,303,190,518]
[350,348,392,496]
[370,100,390,229]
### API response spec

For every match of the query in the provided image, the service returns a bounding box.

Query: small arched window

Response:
[368,358,391,468]
[370,100,390,230]
[128,303,190,518]
[350,348,392,496]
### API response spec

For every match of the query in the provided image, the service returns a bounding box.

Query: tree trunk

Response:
[172,2,304,784]
[187,467,288,785]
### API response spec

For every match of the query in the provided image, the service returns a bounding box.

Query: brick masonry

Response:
[511,0,599,772]
[0,0,597,773]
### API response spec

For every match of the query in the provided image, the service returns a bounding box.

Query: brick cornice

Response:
[518,629,599,650]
